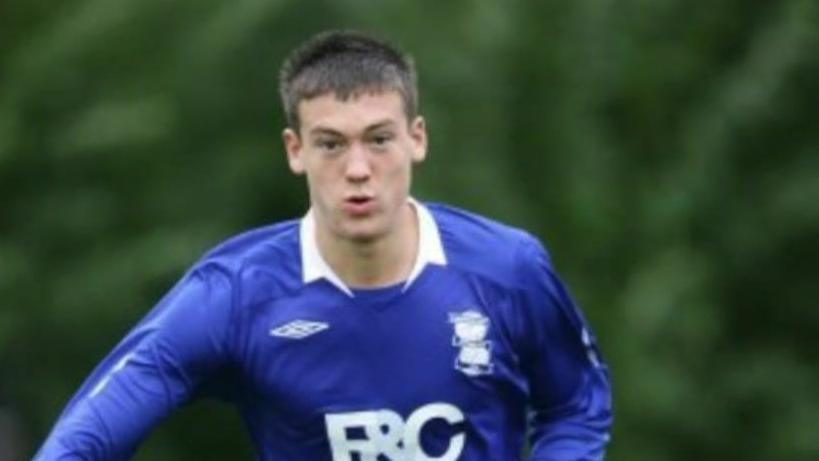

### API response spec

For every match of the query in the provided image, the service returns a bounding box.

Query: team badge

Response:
[448,310,494,376]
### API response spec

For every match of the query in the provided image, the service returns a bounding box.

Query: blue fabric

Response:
[34,203,612,460]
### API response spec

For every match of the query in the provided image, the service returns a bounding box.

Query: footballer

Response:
[34,30,612,460]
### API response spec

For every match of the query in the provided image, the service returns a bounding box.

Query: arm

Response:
[33,264,236,460]
[514,236,612,461]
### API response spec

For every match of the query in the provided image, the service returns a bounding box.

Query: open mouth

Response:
[343,195,375,215]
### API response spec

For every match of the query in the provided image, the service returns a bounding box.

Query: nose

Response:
[344,144,371,183]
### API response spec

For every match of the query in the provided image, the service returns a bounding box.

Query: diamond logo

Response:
[270,320,329,339]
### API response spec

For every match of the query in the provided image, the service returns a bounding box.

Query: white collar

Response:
[299,198,447,297]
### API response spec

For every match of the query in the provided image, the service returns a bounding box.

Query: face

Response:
[283,90,427,243]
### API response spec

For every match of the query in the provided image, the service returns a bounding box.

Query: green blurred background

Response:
[2,0,818,459]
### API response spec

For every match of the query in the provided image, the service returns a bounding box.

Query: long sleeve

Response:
[33,264,236,461]
[514,236,612,460]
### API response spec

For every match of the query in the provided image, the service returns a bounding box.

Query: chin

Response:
[339,221,387,244]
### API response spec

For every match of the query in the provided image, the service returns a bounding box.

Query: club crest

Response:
[448,310,494,376]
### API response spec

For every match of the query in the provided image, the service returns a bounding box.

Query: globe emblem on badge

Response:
[453,315,489,345]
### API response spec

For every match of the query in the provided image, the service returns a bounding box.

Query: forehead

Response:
[298,90,407,135]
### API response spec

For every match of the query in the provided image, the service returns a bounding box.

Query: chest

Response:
[235,273,524,421]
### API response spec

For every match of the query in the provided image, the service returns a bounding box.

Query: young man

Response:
[34,30,612,460]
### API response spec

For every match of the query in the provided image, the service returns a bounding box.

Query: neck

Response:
[316,202,419,288]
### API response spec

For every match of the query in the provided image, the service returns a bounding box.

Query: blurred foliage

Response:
[2,0,818,460]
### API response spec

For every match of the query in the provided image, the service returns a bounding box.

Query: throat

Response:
[318,205,419,288]
[333,234,416,288]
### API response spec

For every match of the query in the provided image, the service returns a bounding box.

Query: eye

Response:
[315,138,344,153]
[369,132,394,148]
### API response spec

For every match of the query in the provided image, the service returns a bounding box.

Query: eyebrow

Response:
[308,119,397,137]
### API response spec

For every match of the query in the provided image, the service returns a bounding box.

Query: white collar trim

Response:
[299,198,447,297]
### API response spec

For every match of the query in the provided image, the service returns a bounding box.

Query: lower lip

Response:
[342,199,376,216]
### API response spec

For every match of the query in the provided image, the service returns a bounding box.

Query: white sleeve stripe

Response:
[89,352,135,398]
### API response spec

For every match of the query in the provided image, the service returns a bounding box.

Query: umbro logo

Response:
[270,320,329,339]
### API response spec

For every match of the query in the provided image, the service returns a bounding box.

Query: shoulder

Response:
[187,219,302,302]
[199,219,300,266]
[426,202,551,289]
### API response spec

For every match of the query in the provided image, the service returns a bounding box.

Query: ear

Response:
[282,128,305,174]
[409,116,427,163]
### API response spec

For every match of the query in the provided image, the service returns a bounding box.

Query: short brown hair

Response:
[278,30,418,131]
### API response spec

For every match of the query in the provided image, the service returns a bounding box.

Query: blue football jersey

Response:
[34,201,612,460]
